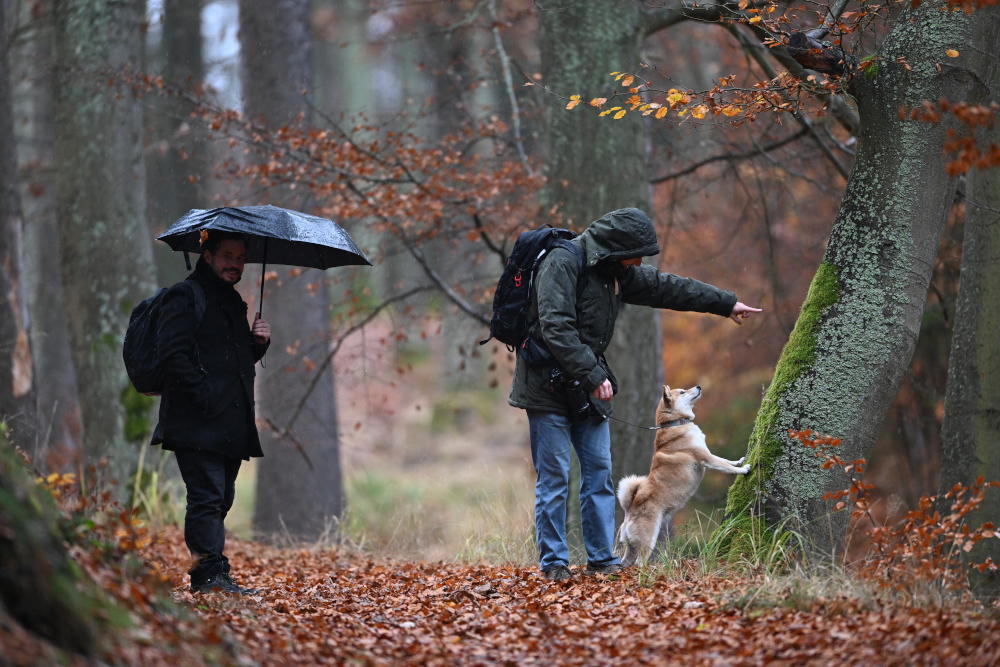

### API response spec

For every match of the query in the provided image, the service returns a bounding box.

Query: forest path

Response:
[155,529,1000,666]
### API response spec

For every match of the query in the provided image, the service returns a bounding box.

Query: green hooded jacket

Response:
[507,208,737,418]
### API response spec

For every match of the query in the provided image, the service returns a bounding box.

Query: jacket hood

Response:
[576,208,660,267]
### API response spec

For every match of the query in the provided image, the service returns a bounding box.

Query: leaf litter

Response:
[150,528,999,666]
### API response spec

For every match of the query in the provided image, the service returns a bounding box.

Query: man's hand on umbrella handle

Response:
[729,302,762,325]
[253,314,270,344]
[593,379,613,402]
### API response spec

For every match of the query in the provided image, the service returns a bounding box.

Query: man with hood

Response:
[508,208,760,581]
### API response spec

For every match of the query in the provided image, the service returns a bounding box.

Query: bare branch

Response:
[263,418,315,471]
[473,213,509,265]
[490,0,534,176]
[649,127,809,183]
[805,0,853,40]
[398,231,492,326]
[726,23,851,180]
[281,286,435,435]
[641,2,736,38]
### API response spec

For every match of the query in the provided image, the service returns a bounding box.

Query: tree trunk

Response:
[10,0,81,470]
[538,0,661,558]
[242,0,344,542]
[147,0,209,289]
[52,0,157,484]
[938,103,1000,598]
[0,0,37,448]
[724,3,1000,558]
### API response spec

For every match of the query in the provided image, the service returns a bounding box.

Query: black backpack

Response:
[480,227,586,351]
[123,280,206,395]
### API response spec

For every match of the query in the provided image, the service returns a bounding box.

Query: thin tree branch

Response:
[473,213,509,265]
[398,231,492,325]
[649,127,809,183]
[489,0,534,176]
[281,286,435,436]
[726,23,851,180]
[263,418,315,472]
[641,1,736,38]
[741,23,859,135]
[746,120,839,194]
[805,0,852,40]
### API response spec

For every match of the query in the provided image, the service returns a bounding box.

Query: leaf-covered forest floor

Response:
[147,528,999,666]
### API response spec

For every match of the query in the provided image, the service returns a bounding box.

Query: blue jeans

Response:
[527,410,620,571]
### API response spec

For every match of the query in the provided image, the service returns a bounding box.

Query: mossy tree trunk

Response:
[52,0,157,484]
[938,88,1000,599]
[538,0,661,557]
[724,2,1000,557]
[0,434,96,655]
[0,0,36,445]
[242,0,345,542]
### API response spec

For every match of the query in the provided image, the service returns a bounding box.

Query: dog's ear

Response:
[662,385,671,405]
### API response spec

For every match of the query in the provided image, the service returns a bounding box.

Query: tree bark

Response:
[0,0,37,447]
[242,0,344,542]
[52,0,157,484]
[538,0,662,555]
[724,2,1000,558]
[10,0,81,469]
[147,0,209,289]
[938,95,1000,599]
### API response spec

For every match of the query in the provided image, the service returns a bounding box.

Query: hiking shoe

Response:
[221,572,258,595]
[192,572,242,595]
[584,562,622,576]
[542,565,573,582]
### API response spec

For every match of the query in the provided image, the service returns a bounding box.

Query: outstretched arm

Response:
[620,264,736,315]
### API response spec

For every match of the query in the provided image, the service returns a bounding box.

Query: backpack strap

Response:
[548,239,587,299]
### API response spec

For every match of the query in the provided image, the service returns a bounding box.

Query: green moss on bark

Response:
[0,426,97,654]
[720,262,840,556]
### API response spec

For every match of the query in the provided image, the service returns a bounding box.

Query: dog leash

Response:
[607,416,691,431]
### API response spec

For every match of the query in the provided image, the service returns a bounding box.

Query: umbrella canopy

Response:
[157,205,371,269]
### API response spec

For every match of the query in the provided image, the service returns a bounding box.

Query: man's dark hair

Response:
[201,230,248,256]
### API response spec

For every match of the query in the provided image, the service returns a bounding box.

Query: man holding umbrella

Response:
[152,230,270,594]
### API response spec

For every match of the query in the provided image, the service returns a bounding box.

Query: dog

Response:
[617,384,750,566]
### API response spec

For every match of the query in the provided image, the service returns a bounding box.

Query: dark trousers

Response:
[174,450,242,586]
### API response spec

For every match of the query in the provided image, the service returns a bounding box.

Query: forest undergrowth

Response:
[3,435,1000,666]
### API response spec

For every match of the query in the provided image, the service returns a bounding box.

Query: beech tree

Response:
[938,113,1000,598]
[0,0,36,443]
[10,0,81,468]
[52,0,157,484]
[720,2,1000,555]
[240,0,345,542]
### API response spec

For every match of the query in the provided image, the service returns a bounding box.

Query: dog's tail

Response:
[616,474,645,514]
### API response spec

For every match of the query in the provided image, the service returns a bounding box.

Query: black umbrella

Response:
[157,205,371,318]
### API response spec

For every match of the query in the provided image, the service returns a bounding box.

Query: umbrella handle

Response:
[257,238,268,367]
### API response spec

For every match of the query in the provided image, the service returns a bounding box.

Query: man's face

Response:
[620,257,642,269]
[204,239,246,284]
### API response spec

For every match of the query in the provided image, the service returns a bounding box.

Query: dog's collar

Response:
[658,417,692,428]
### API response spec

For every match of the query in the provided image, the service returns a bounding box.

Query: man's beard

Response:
[223,270,242,284]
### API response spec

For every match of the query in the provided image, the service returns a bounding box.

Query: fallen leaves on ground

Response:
[152,528,1000,666]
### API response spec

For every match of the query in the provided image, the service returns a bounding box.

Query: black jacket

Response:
[151,258,269,459]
